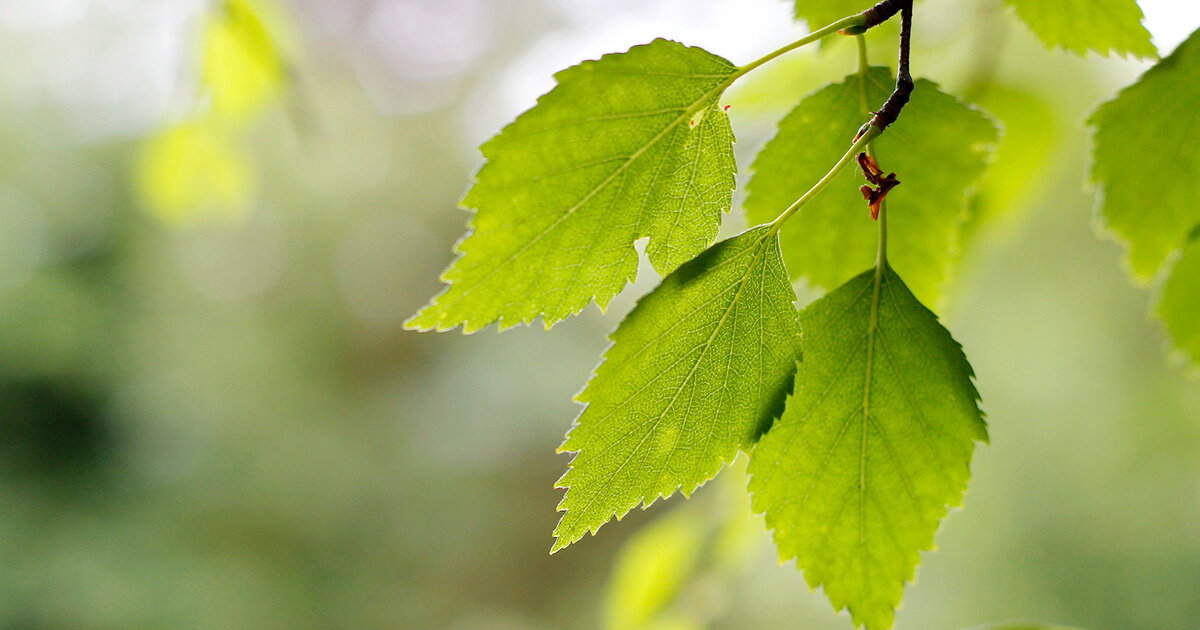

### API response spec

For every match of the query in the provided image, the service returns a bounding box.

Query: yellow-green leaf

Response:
[1001,0,1155,58]
[603,507,705,630]
[1156,235,1200,364]
[1090,27,1200,280]
[408,39,740,333]
[134,122,255,227]
[202,0,296,124]
[554,226,801,552]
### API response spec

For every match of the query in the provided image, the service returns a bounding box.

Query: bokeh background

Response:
[0,0,1198,628]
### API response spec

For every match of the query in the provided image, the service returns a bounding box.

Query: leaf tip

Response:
[402,307,439,333]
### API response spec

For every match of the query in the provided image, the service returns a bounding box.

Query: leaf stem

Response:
[767,126,881,235]
[731,0,917,85]
[762,6,913,237]
[873,147,888,267]
[856,33,870,75]
[734,15,866,79]
[682,10,897,152]
[855,35,888,267]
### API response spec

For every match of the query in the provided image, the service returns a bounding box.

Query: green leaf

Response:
[747,265,987,630]
[1090,27,1200,280]
[554,226,802,552]
[745,67,997,305]
[408,38,739,333]
[1001,0,1155,58]
[792,0,873,31]
[1156,235,1200,364]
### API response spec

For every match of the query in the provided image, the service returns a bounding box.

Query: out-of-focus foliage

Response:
[960,86,1056,246]
[605,501,706,630]
[202,0,294,123]
[1000,0,1155,57]
[604,461,763,630]
[134,0,292,227]
[1156,236,1200,363]
[792,0,875,32]
[1090,27,1200,279]
[1090,27,1200,361]
[134,121,255,225]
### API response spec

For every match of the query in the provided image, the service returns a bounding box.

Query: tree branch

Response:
[860,0,906,29]
[868,0,914,130]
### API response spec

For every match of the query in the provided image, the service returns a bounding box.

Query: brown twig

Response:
[868,0,914,130]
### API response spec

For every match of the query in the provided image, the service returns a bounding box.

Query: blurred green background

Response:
[0,0,1197,629]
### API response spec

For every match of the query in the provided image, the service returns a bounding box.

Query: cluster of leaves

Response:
[409,0,1198,628]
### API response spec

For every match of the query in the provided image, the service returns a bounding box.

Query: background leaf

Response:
[604,505,705,630]
[1001,0,1155,58]
[554,226,801,552]
[744,67,997,305]
[959,86,1057,247]
[134,122,255,227]
[1156,235,1200,364]
[408,38,739,333]
[602,463,761,630]
[748,265,987,630]
[1091,27,1200,364]
[1090,27,1200,280]
[202,0,293,124]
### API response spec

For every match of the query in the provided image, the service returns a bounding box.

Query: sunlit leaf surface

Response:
[409,39,740,333]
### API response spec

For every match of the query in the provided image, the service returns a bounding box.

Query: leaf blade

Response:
[408,39,739,333]
[748,265,986,630]
[553,226,802,552]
